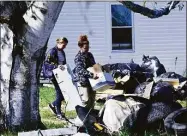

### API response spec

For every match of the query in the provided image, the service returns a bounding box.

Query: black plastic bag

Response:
[75,105,101,128]
[123,102,182,135]
[134,82,151,95]
[102,63,147,93]
[151,81,174,103]
[102,63,143,73]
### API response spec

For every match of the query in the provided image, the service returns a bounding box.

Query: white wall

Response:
[48,2,186,75]
[48,2,107,68]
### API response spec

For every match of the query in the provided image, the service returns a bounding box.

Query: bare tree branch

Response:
[118,1,180,19]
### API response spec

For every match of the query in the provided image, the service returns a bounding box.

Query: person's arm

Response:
[46,48,58,68]
[74,57,94,78]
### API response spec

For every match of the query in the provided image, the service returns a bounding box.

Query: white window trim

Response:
[107,2,135,53]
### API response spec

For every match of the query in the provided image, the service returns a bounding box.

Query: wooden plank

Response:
[96,89,123,94]
[123,94,142,97]
[96,89,123,100]
[153,77,179,88]
[18,127,77,136]
[178,81,187,89]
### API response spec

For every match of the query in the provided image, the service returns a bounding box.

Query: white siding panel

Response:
[135,4,186,75]
[48,2,186,75]
[48,2,107,68]
[108,2,186,75]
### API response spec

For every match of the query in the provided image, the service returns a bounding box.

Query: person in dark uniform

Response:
[46,37,68,120]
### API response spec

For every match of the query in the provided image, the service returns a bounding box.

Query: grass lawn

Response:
[39,86,77,129]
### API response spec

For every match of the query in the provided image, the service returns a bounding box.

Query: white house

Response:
[48,2,186,75]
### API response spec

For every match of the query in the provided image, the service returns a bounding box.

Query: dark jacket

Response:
[46,46,66,67]
[73,51,96,86]
[42,46,66,79]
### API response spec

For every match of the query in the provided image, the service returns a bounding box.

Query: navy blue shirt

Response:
[57,50,65,65]
[46,46,66,67]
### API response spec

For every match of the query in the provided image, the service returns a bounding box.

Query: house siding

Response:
[48,2,107,68]
[48,2,186,75]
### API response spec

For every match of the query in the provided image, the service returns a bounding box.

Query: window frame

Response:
[110,3,135,53]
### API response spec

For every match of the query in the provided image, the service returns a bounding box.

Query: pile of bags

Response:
[75,55,187,136]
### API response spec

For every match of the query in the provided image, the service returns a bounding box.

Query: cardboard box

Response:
[87,64,115,92]
[53,64,82,111]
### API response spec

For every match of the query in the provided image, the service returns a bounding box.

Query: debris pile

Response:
[22,55,186,136]
[74,55,187,136]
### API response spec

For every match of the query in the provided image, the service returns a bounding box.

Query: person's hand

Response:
[93,73,99,80]
[58,65,65,70]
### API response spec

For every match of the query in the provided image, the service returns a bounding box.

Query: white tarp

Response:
[99,98,145,132]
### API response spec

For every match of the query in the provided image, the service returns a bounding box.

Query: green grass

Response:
[39,87,56,108]
[178,100,187,107]
[0,131,17,136]
[39,86,77,129]
[144,131,160,136]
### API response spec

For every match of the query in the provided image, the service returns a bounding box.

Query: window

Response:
[111,4,134,51]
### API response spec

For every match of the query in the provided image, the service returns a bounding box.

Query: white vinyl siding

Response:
[48,2,186,75]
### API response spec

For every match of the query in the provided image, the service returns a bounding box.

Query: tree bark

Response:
[0,1,27,129]
[1,1,64,131]
[0,23,14,129]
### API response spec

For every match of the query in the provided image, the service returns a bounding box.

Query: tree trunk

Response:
[0,23,14,129]
[1,1,64,131]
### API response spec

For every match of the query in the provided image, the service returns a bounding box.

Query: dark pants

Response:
[51,76,64,115]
